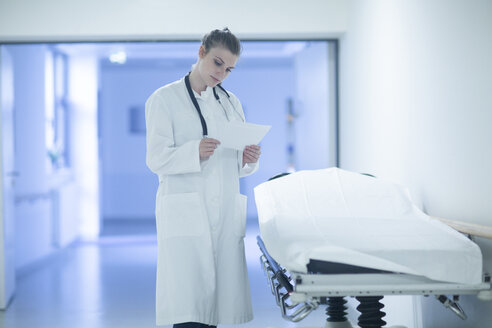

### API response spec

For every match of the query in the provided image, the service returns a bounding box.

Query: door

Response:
[0,45,16,309]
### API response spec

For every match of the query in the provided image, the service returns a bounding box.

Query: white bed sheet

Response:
[254,168,482,284]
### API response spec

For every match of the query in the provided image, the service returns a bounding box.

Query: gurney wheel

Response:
[356,296,386,328]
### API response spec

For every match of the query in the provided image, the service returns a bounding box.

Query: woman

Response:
[145,28,261,328]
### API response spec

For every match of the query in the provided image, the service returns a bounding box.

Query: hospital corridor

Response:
[1,1,492,328]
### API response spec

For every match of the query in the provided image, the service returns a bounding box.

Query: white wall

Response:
[0,46,16,309]
[294,42,335,170]
[0,0,347,42]
[68,55,100,239]
[340,0,492,327]
[9,45,55,270]
[7,45,87,269]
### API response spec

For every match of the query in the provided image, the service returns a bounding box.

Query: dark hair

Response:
[202,27,242,56]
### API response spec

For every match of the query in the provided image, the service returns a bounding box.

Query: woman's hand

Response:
[243,145,261,165]
[199,138,221,161]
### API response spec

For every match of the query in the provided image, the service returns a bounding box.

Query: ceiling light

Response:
[109,51,127,64]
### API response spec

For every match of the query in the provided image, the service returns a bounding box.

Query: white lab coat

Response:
[145,77,257,326]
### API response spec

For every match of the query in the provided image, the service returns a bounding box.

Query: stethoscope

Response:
[184,73,244,137]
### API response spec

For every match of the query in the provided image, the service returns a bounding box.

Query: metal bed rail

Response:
[257,236,319,322]
[257,235,492,323]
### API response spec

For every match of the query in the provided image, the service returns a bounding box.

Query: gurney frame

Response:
[257,236,491,326]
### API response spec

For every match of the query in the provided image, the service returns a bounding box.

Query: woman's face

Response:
[197,45,238,88]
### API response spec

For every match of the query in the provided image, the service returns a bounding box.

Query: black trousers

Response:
[173,323,217,328]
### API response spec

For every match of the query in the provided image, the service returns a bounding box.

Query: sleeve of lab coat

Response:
[145,92,201,176]
[229,92,260,177]
[240,159,259,177]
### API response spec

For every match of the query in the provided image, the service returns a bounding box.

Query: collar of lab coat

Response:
[192,85,214,100]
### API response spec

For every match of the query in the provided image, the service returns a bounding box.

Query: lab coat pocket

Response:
[161,192,206,238]
[234,193,248,238]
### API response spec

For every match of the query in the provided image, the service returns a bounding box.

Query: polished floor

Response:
[0,220,395,328]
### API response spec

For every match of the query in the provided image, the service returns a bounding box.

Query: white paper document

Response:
[215,121,271,151]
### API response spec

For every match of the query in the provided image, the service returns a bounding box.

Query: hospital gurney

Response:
[254,168,492,328]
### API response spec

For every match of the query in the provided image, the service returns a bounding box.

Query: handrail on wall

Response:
[15,192,52,204]
[430,216,492,240]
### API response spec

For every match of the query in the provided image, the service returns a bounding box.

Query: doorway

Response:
[0,40,338,318]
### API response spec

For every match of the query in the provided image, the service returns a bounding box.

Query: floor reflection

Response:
[0,220,342,328]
